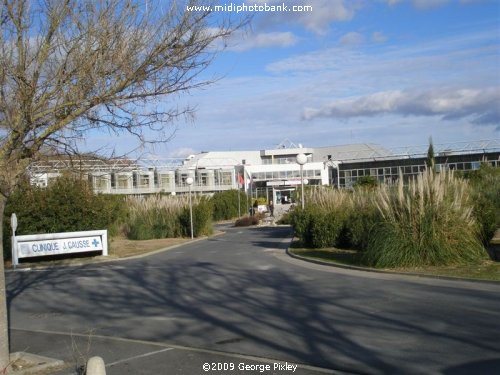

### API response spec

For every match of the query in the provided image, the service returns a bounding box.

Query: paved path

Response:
[6,226,500,374]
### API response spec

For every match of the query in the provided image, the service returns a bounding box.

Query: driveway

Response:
[7,226,500,374]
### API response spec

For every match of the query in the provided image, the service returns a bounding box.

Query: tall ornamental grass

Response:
[364,169,485,267]
[292,188,352,248]
[126,195,212,240]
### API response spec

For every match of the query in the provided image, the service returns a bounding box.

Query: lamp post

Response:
[186,177,194,239]
[296,153,307,209]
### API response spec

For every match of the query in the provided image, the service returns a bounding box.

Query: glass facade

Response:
[336,155,499,188]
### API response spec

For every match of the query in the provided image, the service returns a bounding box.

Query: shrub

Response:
[211,190,247,221]
[364,169,486,267]
[310,210,344,248]
[235,215,259,227]
[291,188,352,248]
[126,195,185,240]
[277,211,292,225]
[180,197,213,237]
[341,189,379,250]
[464,164,500,244]
[3,176,127,260]
[291,207,314,246]
[353,175,378,189]
[126,194,213,240]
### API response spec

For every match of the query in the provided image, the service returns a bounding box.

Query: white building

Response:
[28,139,499,203]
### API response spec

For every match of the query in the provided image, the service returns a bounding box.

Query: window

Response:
[160,175,172,187]
[118,175,129,189]
[94,176,108,191]
[139,174,150,188]
[220,171,232,185]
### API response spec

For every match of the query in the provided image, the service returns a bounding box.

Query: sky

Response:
[93,0,500,158]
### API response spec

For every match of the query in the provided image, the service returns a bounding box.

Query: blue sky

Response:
[94,0,500,157]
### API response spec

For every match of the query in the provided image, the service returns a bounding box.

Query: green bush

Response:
[211,190,247,221]
[291,188,353,248]
[126,194,213,240]
[310,211,344,248]
[180,197,213,237]
[464,165,500,244]
[277,211,292,225]
[3,176,127,260]
[341,190,379,250]
[290,171,488,267]
[353,175,378,189]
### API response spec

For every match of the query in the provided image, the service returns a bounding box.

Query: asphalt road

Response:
[6,225,500,374]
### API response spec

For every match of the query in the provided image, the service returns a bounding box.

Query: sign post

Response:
[11,213,18,268]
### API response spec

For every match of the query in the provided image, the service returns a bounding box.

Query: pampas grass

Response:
[292,169,486,267]
[365,169,485,267]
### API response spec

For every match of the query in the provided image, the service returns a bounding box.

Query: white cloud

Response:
[302,87,500,126]
[167,147,197,158]
[413,0,449,8]
[339,31,364,46]
[254,0,358,34]
[385,0,450,8]
[371,31,388,43]
[228,31,298,52]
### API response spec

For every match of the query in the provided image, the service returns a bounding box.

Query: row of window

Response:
[262,157,300,165]
[251,169,322,180]
[338,161,491,180]
[94,171,234,190]
[338,160,498,187]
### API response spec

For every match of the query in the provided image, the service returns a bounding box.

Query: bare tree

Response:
[0,0,240,368]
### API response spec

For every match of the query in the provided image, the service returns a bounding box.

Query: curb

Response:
[6,231,226,272]
[286,243,500,285]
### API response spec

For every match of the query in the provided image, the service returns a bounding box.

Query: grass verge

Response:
[289,241,500,282]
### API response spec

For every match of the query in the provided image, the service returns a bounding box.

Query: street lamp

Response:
[186,177,194,239]
[296,153,307,209]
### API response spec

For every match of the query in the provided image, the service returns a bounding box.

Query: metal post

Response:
[300,164,304,210]
[237,188,241,217]
[296,153,307,210]
[189,184,193,239]
[11,213,18,268]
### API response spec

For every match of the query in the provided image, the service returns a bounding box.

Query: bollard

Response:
[86,356,106,375]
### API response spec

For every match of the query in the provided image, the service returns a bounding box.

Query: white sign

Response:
[267,180,302,186]
[13,230,108,266]
[18,236,103,258]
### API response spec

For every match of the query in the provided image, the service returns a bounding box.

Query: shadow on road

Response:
[6,226,500,374]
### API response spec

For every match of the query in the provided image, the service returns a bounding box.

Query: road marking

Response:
[106,347,175,367]
[12,327,338,373]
